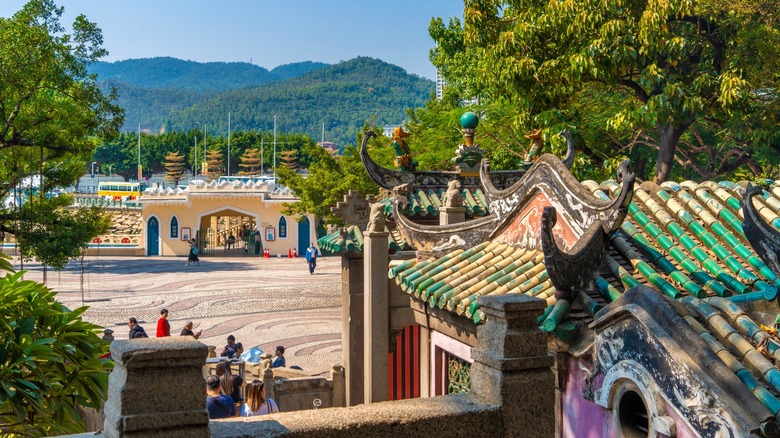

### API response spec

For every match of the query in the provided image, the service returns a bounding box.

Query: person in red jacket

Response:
[156,308,170,337]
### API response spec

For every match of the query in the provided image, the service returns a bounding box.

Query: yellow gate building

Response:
[140,178,314,257]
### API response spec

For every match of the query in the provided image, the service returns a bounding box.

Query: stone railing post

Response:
[331,364,346,408]
[207,345,216,358]
[341,253,364,406]
[364,211,389,403]
[102,329,115,344]
[470,294,554,437]
[103,338,209,438]
[440,206,466,225]
[263,367,275,401]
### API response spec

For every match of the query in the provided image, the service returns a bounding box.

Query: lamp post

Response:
[227,112,231,176]
[91,161,97,194]
[137,123,141,182]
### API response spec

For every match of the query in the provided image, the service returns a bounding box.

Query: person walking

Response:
[254,231,261,256]
[127,317,148,339]
[156,308,170,337]
[305,243,319,275]
[187,239,200,266]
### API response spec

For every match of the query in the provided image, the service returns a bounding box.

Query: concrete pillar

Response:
[419,326,431,398]
[341,254,364,406]
[470,294,555,437]
[331,364,346,407]
[440,206,466,225]
[103,337,209,438]
[364,228,389,403]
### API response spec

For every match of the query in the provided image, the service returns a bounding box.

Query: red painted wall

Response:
[387,325,420,400]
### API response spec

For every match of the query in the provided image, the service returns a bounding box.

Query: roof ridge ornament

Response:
[541,206,607,303]
[360,130,526,190]
[741,182,780,277]
[388,191,498,254]
[481,155,634,237]
[559,130,576,169]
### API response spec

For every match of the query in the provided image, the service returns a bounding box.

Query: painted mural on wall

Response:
[492,192,578,251]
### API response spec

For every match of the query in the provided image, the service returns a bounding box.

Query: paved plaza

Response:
[14,255,342,375]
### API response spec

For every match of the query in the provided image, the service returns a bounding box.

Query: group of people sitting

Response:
[220,335,286,368]
[208,338,287,419]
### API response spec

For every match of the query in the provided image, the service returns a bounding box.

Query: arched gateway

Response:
[139,178,315,257]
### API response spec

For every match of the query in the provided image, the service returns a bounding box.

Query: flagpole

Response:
[273,115,277,179]
[227,112,231,176]
[137,123,141,181]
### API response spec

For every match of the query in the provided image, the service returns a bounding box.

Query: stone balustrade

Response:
[62,293,553,438]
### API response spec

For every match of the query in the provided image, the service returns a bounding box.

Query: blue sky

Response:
[0,1,464,80]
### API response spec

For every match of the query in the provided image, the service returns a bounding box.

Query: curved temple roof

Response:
[338,124,780,434]
[384,170,780,430]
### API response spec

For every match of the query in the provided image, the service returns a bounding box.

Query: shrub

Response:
[0,255,112,436]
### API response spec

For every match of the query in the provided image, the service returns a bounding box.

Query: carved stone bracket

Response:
[331,190,375,230]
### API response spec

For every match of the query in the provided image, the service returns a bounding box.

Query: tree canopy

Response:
[428,0,780,182]
[276,133,381,226]
[0,0,122,268]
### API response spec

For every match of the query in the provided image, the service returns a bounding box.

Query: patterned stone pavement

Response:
[15,255,342,374]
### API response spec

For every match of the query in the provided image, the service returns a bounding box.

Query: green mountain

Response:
[91,56,433,147]
[90,57,286,91]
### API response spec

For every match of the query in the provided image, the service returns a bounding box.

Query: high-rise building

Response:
[436,70,446,101]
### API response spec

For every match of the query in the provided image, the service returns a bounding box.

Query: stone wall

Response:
[210,393,501,437]
[105,210,143,235]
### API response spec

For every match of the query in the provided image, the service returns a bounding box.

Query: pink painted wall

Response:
[561,356,615,438]
[493,192,578,251]
[561,356,694,438]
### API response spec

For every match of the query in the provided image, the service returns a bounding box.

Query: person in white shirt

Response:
[240,380,279,416]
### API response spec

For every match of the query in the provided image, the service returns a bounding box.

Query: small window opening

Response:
[618,390,649,438]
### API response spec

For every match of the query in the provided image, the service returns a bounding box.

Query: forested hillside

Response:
[90,56,432,147]
[168,57,433,148]
[90,57,279,91]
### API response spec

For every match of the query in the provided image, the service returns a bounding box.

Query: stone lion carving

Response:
[392,183,412,211]
[366,202,386,233]
[443,180,463,208]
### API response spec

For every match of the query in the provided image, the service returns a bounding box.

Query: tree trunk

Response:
[653,123,685,183]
